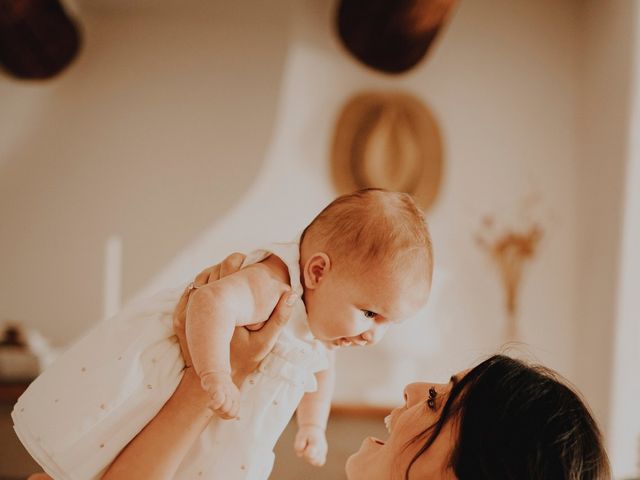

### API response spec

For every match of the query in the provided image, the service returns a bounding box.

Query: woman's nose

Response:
[403,383,430,407]
[403,381,450,407]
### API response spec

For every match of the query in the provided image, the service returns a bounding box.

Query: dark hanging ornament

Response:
[336,0,456,74]
[0,0,81,80]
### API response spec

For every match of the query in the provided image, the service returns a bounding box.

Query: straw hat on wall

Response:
[331,91,443,211]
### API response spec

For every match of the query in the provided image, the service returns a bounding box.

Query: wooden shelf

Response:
[0,380,395,419]
[330,403,393,418]
[0,380,31,403]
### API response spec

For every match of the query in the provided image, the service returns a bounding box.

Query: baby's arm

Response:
[186,264,287,418]
[294,351,336,466]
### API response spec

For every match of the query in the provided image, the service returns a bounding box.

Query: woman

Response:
[29,254,611,479]
[345,355,610,479]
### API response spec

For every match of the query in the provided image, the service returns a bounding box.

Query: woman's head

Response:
[346,355,610,480]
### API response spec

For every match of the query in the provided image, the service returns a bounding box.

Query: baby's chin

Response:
[322,340,339,350]
[311,335,342,350]
[313,336,338,350]
[307,320,353,349]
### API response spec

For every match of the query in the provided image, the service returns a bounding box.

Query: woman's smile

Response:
[383,405,404,434]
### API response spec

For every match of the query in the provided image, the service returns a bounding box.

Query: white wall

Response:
[0,1,291,344]
[574,0,637,451]
[607,2,640,476]
[2,0,582,387]
[137,0,583,406]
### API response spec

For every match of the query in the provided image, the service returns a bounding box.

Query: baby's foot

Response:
[294,424,328,467]
[200,372,240,419]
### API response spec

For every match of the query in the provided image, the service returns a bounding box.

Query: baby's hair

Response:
[300,188,433,281]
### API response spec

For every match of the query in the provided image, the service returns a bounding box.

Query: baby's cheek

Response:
[310,307,367,339]
[368,324,392,345]
[307,311,338,339]
[334,317,365,336]
[318,322,344,339]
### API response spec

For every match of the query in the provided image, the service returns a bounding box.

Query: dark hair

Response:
[405,355,611,480]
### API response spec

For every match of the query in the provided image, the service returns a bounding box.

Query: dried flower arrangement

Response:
[476,216,543,341]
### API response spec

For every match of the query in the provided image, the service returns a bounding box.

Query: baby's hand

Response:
[200,371,240,419]
[294,424,328,467]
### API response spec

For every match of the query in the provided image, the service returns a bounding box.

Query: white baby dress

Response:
[12,241,329,480]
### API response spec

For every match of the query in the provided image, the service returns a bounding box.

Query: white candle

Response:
[103,235,122,321]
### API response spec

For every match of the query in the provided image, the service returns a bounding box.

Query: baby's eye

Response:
[362,310,377,319]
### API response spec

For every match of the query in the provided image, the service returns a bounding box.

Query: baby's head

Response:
[299,189,433,348]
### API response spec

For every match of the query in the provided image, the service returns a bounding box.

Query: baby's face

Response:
[304,260,430,348]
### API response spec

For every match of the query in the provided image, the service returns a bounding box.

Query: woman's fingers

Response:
[173,252,246,367]
[251,291,298,359]
[194,266,218,286]
[219,252,245,279]
[172,292,194,366]
[229,289,298,385]
[192,250,243,288]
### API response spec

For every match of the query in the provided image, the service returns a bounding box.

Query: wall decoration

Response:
[0,0,81,79]
[476,215,543,341]
[331,91,443,211]
[0,323,38,381]
[335,0,457,74]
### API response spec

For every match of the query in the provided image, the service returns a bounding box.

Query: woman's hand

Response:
[173,253,299,384]
[173,252,245,367]
[97,254,298,480]
[230,288,299,385]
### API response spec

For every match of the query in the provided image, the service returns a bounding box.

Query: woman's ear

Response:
[303,253,331,289]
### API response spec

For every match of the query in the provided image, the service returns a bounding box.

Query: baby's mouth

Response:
[332,336,368,347]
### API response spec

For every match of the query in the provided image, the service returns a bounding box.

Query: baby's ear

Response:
[303,253,331,289]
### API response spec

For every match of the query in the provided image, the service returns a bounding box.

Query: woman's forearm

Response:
[101,368,212,480]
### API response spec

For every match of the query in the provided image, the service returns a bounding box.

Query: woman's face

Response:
[345,372,467,480]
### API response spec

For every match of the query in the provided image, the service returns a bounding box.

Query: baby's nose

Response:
[360,331,373,343]
[365,323,391,345]
[349,332,371,346]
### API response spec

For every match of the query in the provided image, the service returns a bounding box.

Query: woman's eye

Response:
[362,310,377,319]
[427,387,437,410]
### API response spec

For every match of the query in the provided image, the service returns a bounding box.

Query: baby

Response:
[13,188,433,480]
